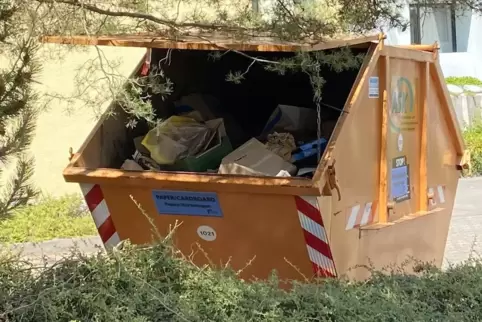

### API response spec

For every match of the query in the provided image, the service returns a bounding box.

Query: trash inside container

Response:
[43,33,469,281]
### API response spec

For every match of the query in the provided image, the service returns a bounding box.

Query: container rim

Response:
[63,165,321,196]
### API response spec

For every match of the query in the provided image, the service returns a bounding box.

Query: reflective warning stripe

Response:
[346,201,378,230]
[140,48,152,76]
[428,185,446,207]
[437,185,446,204]
[80,183,120,248]
[295,196,337,278]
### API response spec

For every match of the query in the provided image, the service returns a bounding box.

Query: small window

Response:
[409,2,472,53]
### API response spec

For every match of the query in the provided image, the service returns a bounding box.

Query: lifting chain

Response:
[316,101,322,162]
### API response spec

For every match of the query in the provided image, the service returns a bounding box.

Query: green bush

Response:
[1,240,482,321]
[463,123,482,176]
[446,76,482,87]
[0,194,96,243]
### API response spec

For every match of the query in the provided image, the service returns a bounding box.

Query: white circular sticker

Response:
[397,133,403,152]
[197,225,217,241]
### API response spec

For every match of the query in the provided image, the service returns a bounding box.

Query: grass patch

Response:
[446,76,482,87]
[0,194,96,243]
[463,122,482,177]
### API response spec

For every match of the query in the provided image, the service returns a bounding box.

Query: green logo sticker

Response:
[389,77,418,133]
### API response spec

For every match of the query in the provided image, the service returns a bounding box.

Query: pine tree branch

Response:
[0,2,39,217]
[0,38,38,120]
[0,155,38,218]
[35,0,249,32]
[0,106,37,162]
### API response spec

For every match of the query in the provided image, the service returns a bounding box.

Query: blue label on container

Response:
[152,190,223,217]
[391,156,411,203]
[369,76,379,98]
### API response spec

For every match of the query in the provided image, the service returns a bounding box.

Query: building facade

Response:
[386,3,482,79]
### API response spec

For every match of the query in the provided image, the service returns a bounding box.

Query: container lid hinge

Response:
[327,159,341,201]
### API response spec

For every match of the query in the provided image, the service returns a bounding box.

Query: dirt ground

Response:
[1,44,145,197]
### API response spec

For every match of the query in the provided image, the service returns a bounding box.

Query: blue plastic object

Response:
[291,138,327,162]
[298,138,327,151]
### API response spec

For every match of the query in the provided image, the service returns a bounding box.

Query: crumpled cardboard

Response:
[265,132,296,161]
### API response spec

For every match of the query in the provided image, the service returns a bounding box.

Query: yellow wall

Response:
[0,44,145,197]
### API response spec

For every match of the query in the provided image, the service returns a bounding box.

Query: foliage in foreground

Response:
[0,194,96,243]
[1,239,482,322]
[463,122,482,177]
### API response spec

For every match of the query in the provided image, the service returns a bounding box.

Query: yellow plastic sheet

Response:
[141,116,210,165]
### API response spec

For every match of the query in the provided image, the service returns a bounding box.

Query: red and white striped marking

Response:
[80,183,120,249]
[295,196,337,278]
[428,185,446,207]
[140,48,152,76]
[345,201,378,230]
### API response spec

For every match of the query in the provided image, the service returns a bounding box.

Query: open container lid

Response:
[40,33,379,52]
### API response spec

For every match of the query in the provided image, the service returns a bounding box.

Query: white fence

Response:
[448,85,482,130]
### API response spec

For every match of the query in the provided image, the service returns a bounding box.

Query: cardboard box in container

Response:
[261,104,317,137]
[218,138,297,177]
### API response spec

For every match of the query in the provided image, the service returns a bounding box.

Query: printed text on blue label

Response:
[152,190,223,217]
